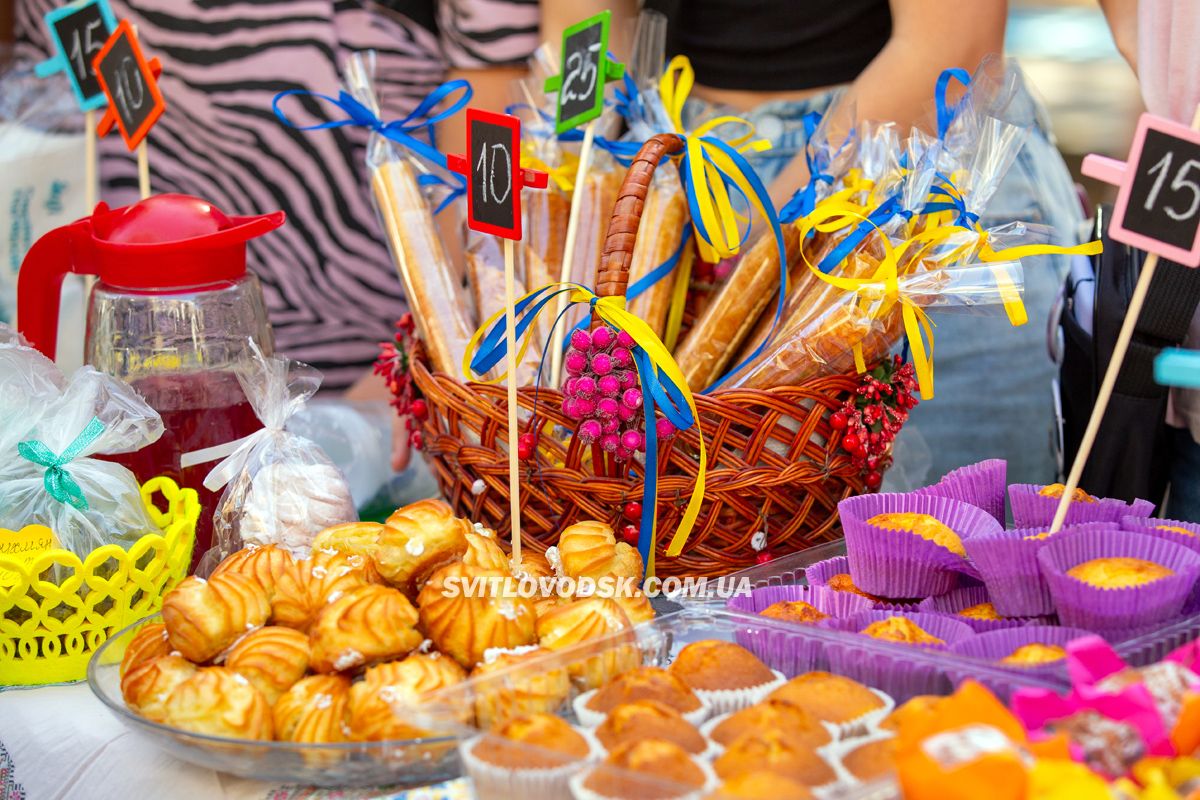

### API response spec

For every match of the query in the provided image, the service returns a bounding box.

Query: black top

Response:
[648,0,892,92]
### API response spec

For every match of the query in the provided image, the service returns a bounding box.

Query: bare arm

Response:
[1098,0,1138,73]
[767,0,1008,207]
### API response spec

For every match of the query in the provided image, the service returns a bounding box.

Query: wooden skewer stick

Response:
[137,140,150,199]
[84,110,97,210]
[1050,104,1200,533]
[504,237,523,568]
[548,118,598,386]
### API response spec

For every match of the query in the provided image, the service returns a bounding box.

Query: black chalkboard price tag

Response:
[446,109,548,240]
[544,11,624,135]
[1084,112,1200,267]
[36,0,117,111]
[92,20,166,152]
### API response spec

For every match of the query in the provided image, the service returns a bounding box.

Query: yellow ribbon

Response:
[658,56,774,264]
[521,145,579,193]
[663,242,695,353]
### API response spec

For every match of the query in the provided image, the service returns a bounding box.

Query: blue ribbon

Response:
[921,174,980,228]
[273,80,472,214]
[813,194,912,276]
[935,67,972,140]
[780,112,834,225]
[17,416,106,511]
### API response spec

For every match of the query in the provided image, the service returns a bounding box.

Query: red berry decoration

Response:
[841,433,860,453]
[622,501,642,522]
[410,398,428,421]
[409,430,423,449]
[620,524,639,545]
[834,356,918,487]
[517,432,536,460]
[755,550,774,565]
[865,470,882,490]
[830,411,848,430]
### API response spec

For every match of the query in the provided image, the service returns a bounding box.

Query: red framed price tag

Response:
[447,109,547,240]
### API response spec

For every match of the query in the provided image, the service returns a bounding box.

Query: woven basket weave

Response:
[411,133,866,577]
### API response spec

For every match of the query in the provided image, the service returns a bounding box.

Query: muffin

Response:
[465,713,593,799]
[707,699,831,749]
[706,772,813,799]
[860,616,945,646]
[1065,557,1174,588]
[348,652,468,741]
[998,643,1068,666]
[669,640,781,714]
[580,666,705,726]
[595,700,707,755]
[225,625,311,704]
[957,602,1002,621]
[1038,484,1096,503]
[579,739,710,800]
[418,562,538,669]
[377,499,471,597]
[825,573,883,602]
[713,730,836,786]
[1157,525,1196,537]
[840,737,896,782]
[768,672,886,731]
[759,601,830,624]
[867,512,965,557]
[471,646,571,729]
[537,597,640,690]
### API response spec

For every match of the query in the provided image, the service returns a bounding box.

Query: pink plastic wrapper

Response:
[827,609,976,650]
[1009,483,1155,529]
[1036,527,1200,631]
[962,522,1119,617]
[915,585,1043,633]
[726,583,875,619]
[915,459,1007,525]
[839,493,1000,597]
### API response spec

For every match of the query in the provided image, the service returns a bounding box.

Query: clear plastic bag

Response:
[0,327,164,554]
[200,348,356,564]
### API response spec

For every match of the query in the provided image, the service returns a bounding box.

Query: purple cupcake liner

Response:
[915,586,1040,633]
[829,610,976,650]
[1120,516,1200,557]
[726,583,875,620]
[803,556,925,609]
[1037,527,1200,631]
[949,624,1093,671]
[839,493,999,598]
[732,623,832,677]
[963,522,1119,618]
[1009,484,1156,529]
[916,459,1007,524]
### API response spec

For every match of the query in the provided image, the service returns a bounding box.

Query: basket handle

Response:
[594,133,685,301]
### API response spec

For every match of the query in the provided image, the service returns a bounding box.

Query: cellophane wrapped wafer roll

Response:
[371,157,474,377]
[674,224,800,392]
[625,169,688,340]
[562,164,623,333]
[523,185,571,344]
[463,228,545,386]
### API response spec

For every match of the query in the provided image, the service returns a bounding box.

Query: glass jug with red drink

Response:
[17,194,284,571]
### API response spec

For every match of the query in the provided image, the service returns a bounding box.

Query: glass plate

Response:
[87,615,463,788]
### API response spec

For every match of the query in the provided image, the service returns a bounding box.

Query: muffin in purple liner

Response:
[1009,483,1155,529]
[916,459,1007,524]
[839,493,999,598]
[1037,527,1200,631]
[963,522,1119,618]
[949,624,1093,670]
[831,610,976,650]
[804,556,923,607]
[727,583,875,622]
[916,586,1042,633]
[1120,516,1200,556]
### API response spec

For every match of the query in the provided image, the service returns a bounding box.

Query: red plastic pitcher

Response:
[18,194,285,571]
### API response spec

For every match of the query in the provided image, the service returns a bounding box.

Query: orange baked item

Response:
[709,699,831,749]
[273,674,352,743]
[768,672,885,725]
[759,601,830,624]
[999,643,1068,666]
[119,623,171,680]
[211,544,295,601]
[860,616,946,646]
[471,646,571,729]
[1038,484,1096,503]
[158,666,274,740]
[162,572,271,663]
[608,587,656,627]
[557,520,643,582]
[714,729,836,786]
[669,640,776,693]
[707,771,814,799]
[309,584,422,673]
[595,700,707,754]
[271,547,382,631]
[584,739,709,799]
[121,654,197,722]
[537,597,640,689]
[311,522,385,561]
[586,667,703,716]
[377,499,471,596]
[348,652,468,741]
[461,530,512,573]
[1157,525,1196,537]
[825,573,882,601]
[867,512,965,557]
[1065,557,1174,588]
[472,712,591,770]
[418,562,537,669]
[958,603,1002,621]
[225,625,311,704]
[841,738,897,782]
[880,695,945,732]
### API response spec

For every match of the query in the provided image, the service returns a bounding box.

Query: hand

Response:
[392,415,412,473]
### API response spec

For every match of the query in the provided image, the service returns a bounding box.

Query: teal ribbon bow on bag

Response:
[17,416,105,511]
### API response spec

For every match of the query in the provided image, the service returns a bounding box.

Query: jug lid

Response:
[90,194,286,289]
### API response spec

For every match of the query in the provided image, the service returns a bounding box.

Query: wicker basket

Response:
[411,133,867,577]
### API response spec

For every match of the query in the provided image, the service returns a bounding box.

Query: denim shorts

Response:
[686,87,1085,490]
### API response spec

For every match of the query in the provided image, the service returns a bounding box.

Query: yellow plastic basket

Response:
[0,477,199,686]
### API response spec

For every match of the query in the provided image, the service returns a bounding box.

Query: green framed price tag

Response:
[544,10,624,135]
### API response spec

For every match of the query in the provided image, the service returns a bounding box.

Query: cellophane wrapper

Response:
[0,326,163,554]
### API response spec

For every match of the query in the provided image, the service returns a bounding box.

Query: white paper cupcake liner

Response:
[568,755,718,800]
[691,670,787,716]
[572,688,711,728]
[818,729,898,787]
[461,730,600,800]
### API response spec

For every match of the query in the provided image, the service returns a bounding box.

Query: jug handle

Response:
[17,217,98,360]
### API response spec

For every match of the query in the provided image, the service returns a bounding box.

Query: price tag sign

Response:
[35,0,117,111]
[93,20,166,151]
[446,109,548,240]
[544,10,624,135]
[1084,113,1200,267]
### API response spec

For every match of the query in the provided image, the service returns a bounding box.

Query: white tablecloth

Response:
[0,684,471,800]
